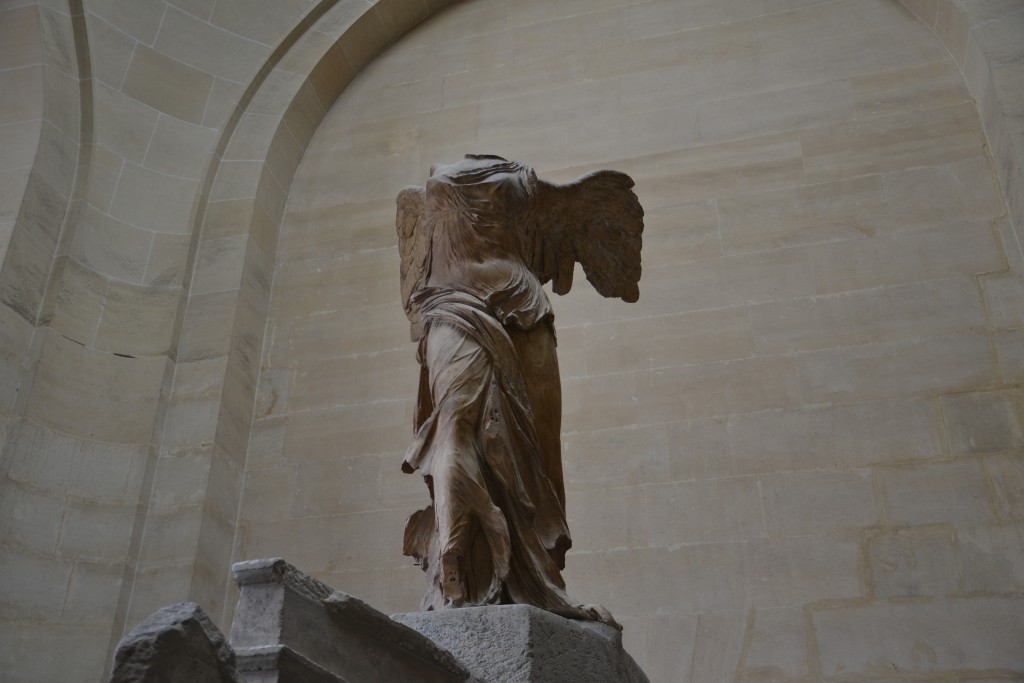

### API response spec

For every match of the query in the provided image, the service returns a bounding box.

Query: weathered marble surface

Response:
[230,558,471,683]
[112,561,648,682]
[394,604,649,683]
[109,602,240,683]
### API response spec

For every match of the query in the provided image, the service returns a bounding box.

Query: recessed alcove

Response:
[0,0,1021,680]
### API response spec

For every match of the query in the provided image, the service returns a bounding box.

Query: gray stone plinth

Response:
[230,558,472,683]
[392,605,649,683]
[109,602,241,683]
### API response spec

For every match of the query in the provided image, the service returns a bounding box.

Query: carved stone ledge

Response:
[230,558,473,683]
[232,558,333,602]
[231,644,343,683]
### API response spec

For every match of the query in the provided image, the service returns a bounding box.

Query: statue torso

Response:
[424,159,552,330]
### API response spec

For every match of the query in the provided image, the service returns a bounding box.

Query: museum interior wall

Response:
[0,0,1022,681]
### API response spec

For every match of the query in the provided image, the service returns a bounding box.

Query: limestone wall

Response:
[250,1,1024,680]
[0,0,447,678]
[0,0,1021,681]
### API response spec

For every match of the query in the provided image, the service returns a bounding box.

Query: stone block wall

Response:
[249,1,1024,680]
[0,0,449,679]
[0,0,1021,681]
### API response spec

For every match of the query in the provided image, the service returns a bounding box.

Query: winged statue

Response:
[396,155,643,628]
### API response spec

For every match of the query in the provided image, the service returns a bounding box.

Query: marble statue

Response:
[396,155,644,628]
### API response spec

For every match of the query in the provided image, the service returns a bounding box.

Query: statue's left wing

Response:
[526,170,644,302]
[396,185,429,341]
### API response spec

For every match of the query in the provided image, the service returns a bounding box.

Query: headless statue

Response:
[396,155,644,628]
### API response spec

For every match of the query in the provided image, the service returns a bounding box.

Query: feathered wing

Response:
[396,185,429,341]
[527,170,644,302]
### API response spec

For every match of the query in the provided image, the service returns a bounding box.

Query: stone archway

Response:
[0,0,1021,679]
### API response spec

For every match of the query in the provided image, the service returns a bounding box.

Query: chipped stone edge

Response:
[232,557,333,602]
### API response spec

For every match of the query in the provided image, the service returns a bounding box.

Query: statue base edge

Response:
[392,605,649,683]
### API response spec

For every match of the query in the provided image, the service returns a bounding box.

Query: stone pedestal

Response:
[112,560,648,683]
[393,605,649,683]
[229,558,472,683]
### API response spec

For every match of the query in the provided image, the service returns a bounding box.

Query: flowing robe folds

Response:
[396,156,642,627]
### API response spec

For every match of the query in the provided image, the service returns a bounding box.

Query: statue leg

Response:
[424,324,506,606]
[506,323,564,507]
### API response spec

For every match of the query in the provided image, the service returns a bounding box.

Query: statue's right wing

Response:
[527,170,644,303]
[396,185,429,341]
